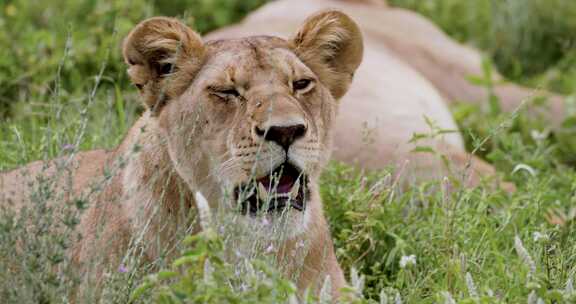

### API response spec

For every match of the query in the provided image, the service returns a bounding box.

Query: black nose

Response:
[255,124,307,150]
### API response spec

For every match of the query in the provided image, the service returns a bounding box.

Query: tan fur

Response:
[1,11,363,300]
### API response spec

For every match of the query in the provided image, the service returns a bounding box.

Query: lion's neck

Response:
[116,112,198,257]
[119,112,192,207]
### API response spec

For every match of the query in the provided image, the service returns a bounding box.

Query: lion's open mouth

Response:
[234,162,308,215]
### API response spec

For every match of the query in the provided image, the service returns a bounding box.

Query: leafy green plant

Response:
[132,230,298,304]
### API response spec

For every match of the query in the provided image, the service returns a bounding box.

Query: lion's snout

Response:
[254,124,307,151]
[248,93,309,149]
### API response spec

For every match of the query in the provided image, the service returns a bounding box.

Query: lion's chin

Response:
[259,208,311,241]
[226,206,311,241]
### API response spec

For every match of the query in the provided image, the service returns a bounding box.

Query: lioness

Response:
[1,9,361,300]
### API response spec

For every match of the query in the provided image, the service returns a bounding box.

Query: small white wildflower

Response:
[301,288,312,304]
[350,267,365,294]
[566,275,574,294]
[399,255,416,268]
[380,289,389,304]
[265,244,275,254]
[527,291,545,304]
[441,291,456,304]
[527,290,538,304]
[394,291,403,304]
[194,191,212,230]
[514,235,536,280]
[530,129,549,141]
[512,164,537,177]
[465,272,478,298]
[532,231,548,242]
[319,275,332,303]
[288,293,300,304]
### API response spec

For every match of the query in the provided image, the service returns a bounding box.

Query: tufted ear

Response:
[291,10,363,99]
[123,17,205,112]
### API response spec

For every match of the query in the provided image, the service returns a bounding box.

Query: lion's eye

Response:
[293,79,312,92]
[211,87,241,100]
[158,63,173,75]
[219,89,240,97]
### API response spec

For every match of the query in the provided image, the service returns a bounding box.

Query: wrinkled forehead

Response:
[201,36,313,85]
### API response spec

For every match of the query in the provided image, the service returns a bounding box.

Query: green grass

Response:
[1,0,576,303]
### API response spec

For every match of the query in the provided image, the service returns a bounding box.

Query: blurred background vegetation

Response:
[0,0,574,118]
[0,0,269,118]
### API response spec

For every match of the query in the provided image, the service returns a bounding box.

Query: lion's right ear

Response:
[123,17,204,111]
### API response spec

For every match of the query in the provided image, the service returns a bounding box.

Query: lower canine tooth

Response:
[258,183,269,202]
[290,181,300,199]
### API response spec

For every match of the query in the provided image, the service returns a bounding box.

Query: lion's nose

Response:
[255,124,307,150]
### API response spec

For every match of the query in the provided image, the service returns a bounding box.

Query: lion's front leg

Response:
[324,240,347,300]
[292,212,347,301]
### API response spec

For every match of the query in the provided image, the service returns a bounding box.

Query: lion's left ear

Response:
[291,10,363,99]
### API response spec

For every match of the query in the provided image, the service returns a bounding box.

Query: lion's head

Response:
[122,11,363,238]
